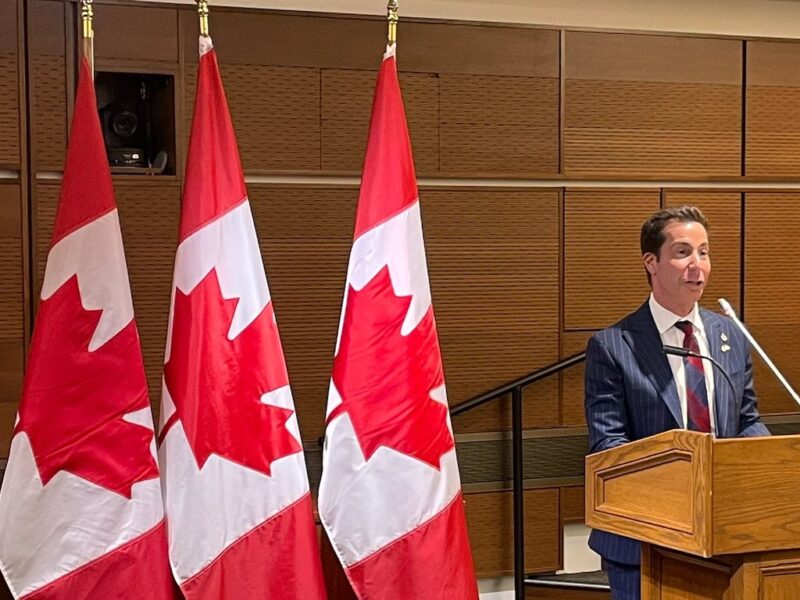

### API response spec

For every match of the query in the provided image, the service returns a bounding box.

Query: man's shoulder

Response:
[591,302,649,344]
[699,307,740,334]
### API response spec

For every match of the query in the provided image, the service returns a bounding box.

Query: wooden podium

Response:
[585,430,800,599]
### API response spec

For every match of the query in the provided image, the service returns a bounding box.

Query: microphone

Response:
[662,344,737,406]
[717,298,800,408]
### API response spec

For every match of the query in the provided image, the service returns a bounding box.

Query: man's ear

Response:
[643,252,658,275]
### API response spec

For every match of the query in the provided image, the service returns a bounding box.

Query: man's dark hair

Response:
[641,205,709,284]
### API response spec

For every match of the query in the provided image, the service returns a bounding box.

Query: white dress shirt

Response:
[648,294,717,435]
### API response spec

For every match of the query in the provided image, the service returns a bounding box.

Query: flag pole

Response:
[387,0,398,47]
[197,0,210,37]
[80,0,94,75]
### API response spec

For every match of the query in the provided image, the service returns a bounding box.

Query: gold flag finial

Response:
[80,0,94,73]
[81,0,93,39]
[387,0,398,46]
[197,0,210,37]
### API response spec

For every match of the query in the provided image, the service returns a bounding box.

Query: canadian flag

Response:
[0,58,174,599]
[318,45,479,599]
[158,36,326,599]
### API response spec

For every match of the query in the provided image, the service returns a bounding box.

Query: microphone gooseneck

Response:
[662,344,737,411]
[717,298,800,408]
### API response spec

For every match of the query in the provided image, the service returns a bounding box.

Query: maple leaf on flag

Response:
[15,275,158,498]
[164,268,301,476]
[330,265,454,469]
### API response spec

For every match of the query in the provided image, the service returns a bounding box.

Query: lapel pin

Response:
[721,344,731,353]
[721,332,728,342]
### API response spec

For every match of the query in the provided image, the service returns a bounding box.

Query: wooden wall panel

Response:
[94,4,178,64]
[561,330,592,427]
[28,0,68,171]
[179,9,559,175]
[0,1,20,168]
[465,488,561,577]
[182,62,321,173]
[746,41,800,177]
[32,183,56,299]
[424,189,560,432]
[663,191,742,313]
[744,193,800,415]
[564,32,742,177]
[321,69,438,173]
[115,183,181,414]
[560,485,585,524]
[248,185,356,441]
[178,11,557,77]
[248,186,561,440]
[439,73,559,175]
[0,182,23,456]
[564,189,658,331]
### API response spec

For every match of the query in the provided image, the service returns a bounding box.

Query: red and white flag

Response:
[0,58,174,599]
[158,36,326,599]
[318,45,479,600]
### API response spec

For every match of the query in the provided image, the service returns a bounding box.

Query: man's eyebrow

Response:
[669,240,709,247]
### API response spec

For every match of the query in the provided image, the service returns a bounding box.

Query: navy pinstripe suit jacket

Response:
[584,301,770,565]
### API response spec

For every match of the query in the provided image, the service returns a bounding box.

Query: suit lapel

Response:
[702,310,731,437]
[623,302,683,428]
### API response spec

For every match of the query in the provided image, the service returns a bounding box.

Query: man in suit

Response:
[584,205,769,600]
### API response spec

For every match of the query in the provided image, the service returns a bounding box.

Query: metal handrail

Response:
[450,352,587,417]
[450,351,587,599]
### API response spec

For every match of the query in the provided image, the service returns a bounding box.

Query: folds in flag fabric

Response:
[318,45,479,600]
[158,36,326,600]
[0,58,173,600]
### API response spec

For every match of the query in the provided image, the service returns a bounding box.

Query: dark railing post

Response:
[448,352,587,598]
[512,386,525,598]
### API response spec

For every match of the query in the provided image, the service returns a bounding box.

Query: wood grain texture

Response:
[424,189,560,433]
[0,0,20,167]
[0,343,21,461]
[564,189,658,331]
[712,436,800,555]
[178,9,558,77]
[561,330,593,427]
[564,32,741,177]
[527,588,610,600]
[642,546,736,600]
[746,41,800,177]
[248,186,561,439]
[0,60,19,169]
[93,4,178,64]
[560,484,586,524]
[439,73,559,175]
[743,193,800,416]
[465,488,560,577]
[0,182,24,450]
[183,63,321,172]
[247,185,354,443]
[321,69,438,174]
[27,0,67,171]
[586,430,712,557]
[180,8,559,176]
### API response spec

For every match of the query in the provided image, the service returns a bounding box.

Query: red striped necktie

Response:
[674,320,711,433]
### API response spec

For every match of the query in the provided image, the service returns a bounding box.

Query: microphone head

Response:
[717,297,735,317]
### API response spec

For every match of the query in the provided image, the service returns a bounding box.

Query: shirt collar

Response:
[648,293,704,336]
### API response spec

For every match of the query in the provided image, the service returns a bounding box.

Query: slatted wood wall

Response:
[4,0,800,582]
[0,0,24,465]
